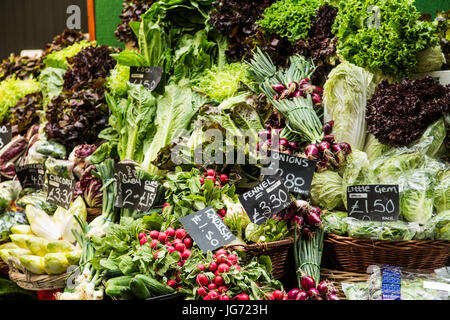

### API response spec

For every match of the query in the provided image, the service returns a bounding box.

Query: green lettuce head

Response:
[373,151,423,184]
[310,170,344,210]
[434,170,450,213]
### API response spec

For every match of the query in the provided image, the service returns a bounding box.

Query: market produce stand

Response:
[0,0,449,302]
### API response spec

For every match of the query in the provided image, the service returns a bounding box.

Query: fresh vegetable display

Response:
[0,0,448,303]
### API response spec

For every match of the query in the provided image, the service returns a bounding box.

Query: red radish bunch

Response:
[287,276,339,301]
[271,78,323,105]
[139,227,193,291]
[200,168,230,188]
[302,121,352,172]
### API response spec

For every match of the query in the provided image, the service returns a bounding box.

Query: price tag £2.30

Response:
[47,174,76,209]
[239,177,292,225]
[180,207,236,253]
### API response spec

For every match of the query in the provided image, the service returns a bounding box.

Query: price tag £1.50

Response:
[47,174,76,209]
[239,177,292,225]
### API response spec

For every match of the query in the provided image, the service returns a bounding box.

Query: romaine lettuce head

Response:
[434,170,450,213]
[310,170,344,210]
[411,117,446,158]
[322,211,348,235]
[433,210,450,240]
[373,151,423,184]
[399,170,434,225]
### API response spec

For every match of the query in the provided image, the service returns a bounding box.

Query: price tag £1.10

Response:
[347,185,400,222]
[47,174,76,209]
[180,207,236,253]
[239,176,292,225]
[16,163,45,190]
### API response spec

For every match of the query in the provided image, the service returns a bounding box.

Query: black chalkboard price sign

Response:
[347,185,400,222]
[266,151,316,195]
[47,174,76,209]
[16,163,45,189]
[0,125,12,149]
[180,207,236,253]
[115,164,158,212]
[239,177,292,225]
[129,66,163,92]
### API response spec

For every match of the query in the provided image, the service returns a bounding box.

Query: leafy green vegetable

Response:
[244,219,290,243]
[106,64,130,98]
[372,151,423,184]
[194,62,254,102]
[323,61,379,150]
[412,118,447,158]
[38,67,65,108]
[310,170,344,210]
[43,40,92,69]
[363,134,392,162]
[333,0,437,78]
[345,217,417,240]
[434,170,450,213]
[257,0,322,44]
[322,211,348,235]
[434,210,450,240]
[415,45,446,73]
[0,77,40,122]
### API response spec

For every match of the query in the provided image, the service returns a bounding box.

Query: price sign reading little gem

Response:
[266,151,316,195]
[347,185,400,222]
[129,66,163,92]
[47,174,76,209]
[0,125,12,149]
[180,207,236,253]
[115,164,158,212]
[16,163,45,189]
[239,176,292,225]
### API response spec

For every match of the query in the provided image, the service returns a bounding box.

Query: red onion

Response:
[284,149,293,155]
[287,288,300,300]
[288,81,298,91]
[331,143,342,153]
[318,141,331,152]
[295,291,309,300]
[305,211,322,227]
[288,141,299,150]
[305,144,319,158]
[314,86,323,94]
[310,206,323,216]
[338,142,352,155]
[295,200,310,212]
[317,281,330,295]
[293,90,303,98]
[307,287,320,298]
[292,215,304,227]
[326,293,339,300]
[323,135,335,144]
[301,227,313,239]
[322,121,334,135]
[271,83,286,94]
[299,78,310,85]
[312,93,322,104]
[300,275,316,291]
[274,94,280,101]
[279,138,289,147]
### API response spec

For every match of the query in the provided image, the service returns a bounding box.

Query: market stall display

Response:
[0,0,448,301]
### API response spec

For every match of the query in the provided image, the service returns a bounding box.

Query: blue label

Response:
[381,265,401,300]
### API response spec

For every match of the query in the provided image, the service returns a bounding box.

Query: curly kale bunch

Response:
[366,77,450,147]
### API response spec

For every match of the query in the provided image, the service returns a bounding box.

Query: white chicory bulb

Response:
[53,196,87,242]
[25,205,62,241]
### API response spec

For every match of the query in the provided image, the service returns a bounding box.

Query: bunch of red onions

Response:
[303,121,352,172]
[264,111,286,131]
[276,200,323,239]
[271,78,323,105]
[287,275,339,300]
[257,129,300,155]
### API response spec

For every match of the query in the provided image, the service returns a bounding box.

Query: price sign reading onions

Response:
[347,185,400,222]
[266,151,316,195]
[180,207,236,253]
[16,163,45,190]
[239,177,292,225]
[0,125,12,149]
[47,174,76,209]
[129,66,163,92]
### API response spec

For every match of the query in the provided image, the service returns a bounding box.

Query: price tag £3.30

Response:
[47,174,76,209]
[239,176,292,225]
[180,207,236,253]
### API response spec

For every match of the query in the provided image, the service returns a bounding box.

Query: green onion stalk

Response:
[57,159,117,300]
[248,48,324,144]
[293,225,325,286]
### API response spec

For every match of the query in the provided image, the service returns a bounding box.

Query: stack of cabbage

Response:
[0,197,86,275]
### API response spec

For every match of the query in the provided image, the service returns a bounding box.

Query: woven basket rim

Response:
[223,237,294,251]
[325,233,450,248]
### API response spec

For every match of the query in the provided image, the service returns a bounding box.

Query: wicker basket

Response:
[320,268,370,300]
[7,256,69,291]
[224,238,294,280]
[323,233,450,274]
[87,208,102,223]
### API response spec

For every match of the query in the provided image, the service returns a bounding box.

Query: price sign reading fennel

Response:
[47,174,76,209]
[347,185,400,222]
[16,163,45,189]
[0,125,12,149]
[129,66,163,92]
[115,164,158,212]
[180,207,236,253]
[266,151,316,195]
[239,177,292,225]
